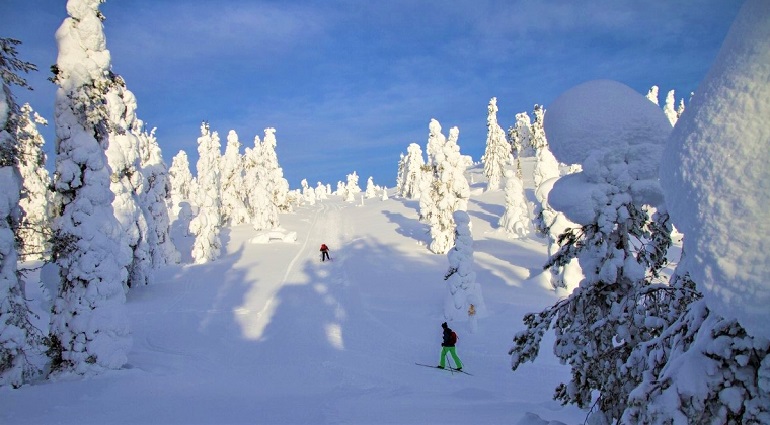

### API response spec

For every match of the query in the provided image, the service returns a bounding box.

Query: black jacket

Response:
[442,328,455,347]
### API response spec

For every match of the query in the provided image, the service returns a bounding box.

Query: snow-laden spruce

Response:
[421,123,470,254]
[396,143,425,199]
[16,103,52,261]
[104,73,151,289]
[260,128,291,213]
[189,122,222,264]
[135,121,179,267]
[167,150,194,219]
[507,111,532,178]
[343,171,361,202]
[364,176,377,199]
[444,210,487,330]
[220,130,249,225]
[510,79,675,423]
[243,132,279,231]
[48,0,132,375]
[0,39,46,388]
[481,97,509,191]
[498,170,529,238]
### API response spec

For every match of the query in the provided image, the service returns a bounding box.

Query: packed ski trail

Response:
[3,168,584,424]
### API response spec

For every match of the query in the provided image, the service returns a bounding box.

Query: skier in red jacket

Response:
[320,244,331,262]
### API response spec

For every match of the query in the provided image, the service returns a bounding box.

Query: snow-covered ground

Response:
[4,163,587,425]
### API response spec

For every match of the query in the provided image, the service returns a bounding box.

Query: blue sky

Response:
[3,0,743,188]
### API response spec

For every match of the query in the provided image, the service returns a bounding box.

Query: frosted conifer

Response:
[481,97,508,191]
[16,103,52,261]
[444,210,486,328]
[189,123,222,264]
[0,37,45,387]
[509,80,676,423]
[398,143,424,199]
[663,89,678,126]
[243,135,279,231]
[425,125,469,254]
[135,122,179,266]
[220,130,249,225]
[168,150,194,218]
[48,0,132,375]
[104,73,150,289]
[645,85,660,105]
[507,112,532,178]
[498,170,529,238]
[530,104,547,153]
[365,176,376,198]
[260,128,290,212]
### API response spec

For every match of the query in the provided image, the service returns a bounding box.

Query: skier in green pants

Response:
[438,322,463,370]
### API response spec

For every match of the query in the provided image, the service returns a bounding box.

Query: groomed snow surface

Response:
[4,162,584,425]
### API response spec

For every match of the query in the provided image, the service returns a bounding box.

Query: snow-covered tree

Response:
[104,73,150,289]
[663,89,678,126]
[509,80,676,423]
[364,176,377,198]
[259,128,291,213]
[0,37,45,388]
[48,1,132,375]
[531,142,561,241]
[16,103,52,261]
[381,186,388,201]
[398,143,424,199]
[444,210,486,330]
[344,171,361,202]
[300,179,316,205]
[189,122,222,264]
[167,150,194,218]
[220,130,249,225]
[507,112,532,178]
[134,121,179,266]
[498,170,529,238]
[481,97,509,191]
[243,135,278,231]
[645,85,660,105]
[425,117,446,166]
[530,104,547,153]
[625,3,770,421]
[423,125,470,254]
[419,119,447,223]
[315,182,328,200]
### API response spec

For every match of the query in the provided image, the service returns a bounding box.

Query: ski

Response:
[415,363,472,376]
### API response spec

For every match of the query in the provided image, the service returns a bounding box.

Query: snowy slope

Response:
[3,162,585,424]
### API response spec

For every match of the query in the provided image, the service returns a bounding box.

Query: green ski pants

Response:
[439,347,463,369]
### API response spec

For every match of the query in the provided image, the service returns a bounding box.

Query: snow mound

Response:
[544,79,671,165]
[660,0,770,338]
[250,230,298,244]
